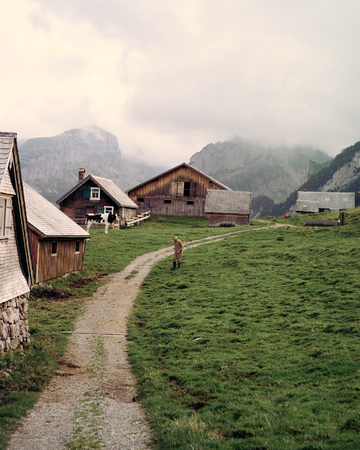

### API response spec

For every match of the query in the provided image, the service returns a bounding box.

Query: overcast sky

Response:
[1,0,360,167]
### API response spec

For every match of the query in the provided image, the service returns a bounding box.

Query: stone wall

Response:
[0,294,30,352]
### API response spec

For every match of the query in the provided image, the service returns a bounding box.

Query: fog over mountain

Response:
[189,137,332,204]
[19,126,166,204]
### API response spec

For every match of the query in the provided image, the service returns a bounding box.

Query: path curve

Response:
[8,225,289,449]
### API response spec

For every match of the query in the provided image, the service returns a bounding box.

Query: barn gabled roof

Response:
[56,174,138,209]
[205,190,252,214]
[24,182,90,239]
[126,162,231,193]
[0,132,34,295]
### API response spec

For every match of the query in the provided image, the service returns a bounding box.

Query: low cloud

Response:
[1,0,360,167]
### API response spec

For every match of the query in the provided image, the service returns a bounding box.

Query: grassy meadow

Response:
[127,213,360,449]
[0,215,258,449]
[1,212,360,449]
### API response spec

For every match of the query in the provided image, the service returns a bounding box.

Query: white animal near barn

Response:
[86,212,117,234]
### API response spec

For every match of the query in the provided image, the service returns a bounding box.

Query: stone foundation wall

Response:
[0,294,30,352]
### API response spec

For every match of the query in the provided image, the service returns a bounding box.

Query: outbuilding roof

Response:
[24,182,90,239]
[126,162,231,193]
[296,191,355,211]
[57,174,138,209]
[295,200,319,213]
[205,189,252,214]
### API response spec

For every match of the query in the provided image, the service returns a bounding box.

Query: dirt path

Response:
[8,225,289,450]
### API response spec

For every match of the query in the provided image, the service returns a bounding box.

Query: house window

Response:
[51,242,57,256]
[104,206,114,214]
[187,201,194,205]
[164,200,171,204]
[0,196,12,238]
[91,187,100,200]
[75,241,80,253]
[184,182,191,197]
[137,198,144,202]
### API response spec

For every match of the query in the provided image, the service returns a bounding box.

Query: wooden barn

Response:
[126,162,231,217]
[56,169,138,225]
[0,132,34,352]
[24,182,90,284]
[205,190,252,227]
[295,191,355,214]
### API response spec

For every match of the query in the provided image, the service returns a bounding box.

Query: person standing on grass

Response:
[171,236,184,270]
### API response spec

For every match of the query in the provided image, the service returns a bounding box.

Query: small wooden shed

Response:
[24,182,90,284]
[295,191,355,214]
[205,190,252,227]
[56,169,138,225]
[126,162,231,217]
[0,132,34,352]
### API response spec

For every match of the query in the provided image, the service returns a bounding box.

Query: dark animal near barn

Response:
[86,213,117,234]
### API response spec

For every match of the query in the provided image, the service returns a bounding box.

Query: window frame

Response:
[90,187,100,200]
[0,196,13,239]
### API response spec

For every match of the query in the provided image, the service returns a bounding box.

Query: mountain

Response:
[260,140,360,218]
[189,137,332,204]
[18,126,166,204]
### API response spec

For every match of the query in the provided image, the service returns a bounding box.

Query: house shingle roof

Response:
[24,182,90,238]
[205,190,252,214]
[0,133,16,195]
[91,175,138,209]
[56,174,137,209]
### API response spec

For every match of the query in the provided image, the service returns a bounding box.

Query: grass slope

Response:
[127,214,360,449]
[0,216,258,449]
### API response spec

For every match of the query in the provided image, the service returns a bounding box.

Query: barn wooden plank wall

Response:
[28,231,86,284]
[128,166,226,217]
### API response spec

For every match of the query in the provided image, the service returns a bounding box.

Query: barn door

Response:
[190,182,197,197]
[170,182,177,196]
[177,182,184,197]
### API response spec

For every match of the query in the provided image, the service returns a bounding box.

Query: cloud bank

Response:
[1,0,360,166]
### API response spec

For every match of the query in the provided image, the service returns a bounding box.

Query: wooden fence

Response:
[121,211,151,229]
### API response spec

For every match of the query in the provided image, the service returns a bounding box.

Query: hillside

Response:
[259,141,360,218]
[18,126,165,204]
[189,137,331,204]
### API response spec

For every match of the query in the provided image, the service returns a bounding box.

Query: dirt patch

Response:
[30,289,72,300]
[68,273,107,288]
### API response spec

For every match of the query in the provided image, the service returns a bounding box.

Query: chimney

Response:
[78,168,85,182]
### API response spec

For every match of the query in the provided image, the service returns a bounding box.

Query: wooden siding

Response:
[59,179,129,225]
[128,166,227,217]
[34,238,86,284]
[208,213,250,227]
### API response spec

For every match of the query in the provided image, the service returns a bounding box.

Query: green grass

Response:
[127,214,360,449]
[2,212,360,449]
[0,298,84,450]
[0,215,260,449]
